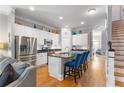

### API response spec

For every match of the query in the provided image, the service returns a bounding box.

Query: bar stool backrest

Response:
[75,52,86,68]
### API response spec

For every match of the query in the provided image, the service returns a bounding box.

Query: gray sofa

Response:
[0,56,37,87]
[6,66,36,87]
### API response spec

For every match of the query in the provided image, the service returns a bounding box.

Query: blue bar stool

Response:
[64,53,86,83]
[83,51,90,72]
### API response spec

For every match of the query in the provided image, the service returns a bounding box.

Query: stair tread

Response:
[112,41,124,43]
[115,59,124,62]
[112,45,124,47]
[115,50,124,51]
[115,54,124,56]
[112,35,124,37]
[115,59,124,61]
[112,42,124,43]
[112,38,124,39]
[115,65,124,69]
[115,72,124,77]
[115,80,124,87]
[113,31,124,32]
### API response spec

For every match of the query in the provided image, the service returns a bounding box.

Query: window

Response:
[92,31,102,50]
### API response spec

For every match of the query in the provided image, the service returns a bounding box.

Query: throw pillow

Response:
[0,64,13,87]
[12,62,30,80]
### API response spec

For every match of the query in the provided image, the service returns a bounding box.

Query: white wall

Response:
[0,14,9,56]
[112,6,121,21]
[120,6,124,20]
[111,5,124,21]
[15,24,60,50]
[0,6,15,57]
[101,29,108,54]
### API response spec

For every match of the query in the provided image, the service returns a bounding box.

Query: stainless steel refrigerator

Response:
[15,36,37,65]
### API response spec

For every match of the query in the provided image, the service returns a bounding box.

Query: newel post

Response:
[106,41,115,87]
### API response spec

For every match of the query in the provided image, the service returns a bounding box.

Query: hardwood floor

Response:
[36,55,106,87]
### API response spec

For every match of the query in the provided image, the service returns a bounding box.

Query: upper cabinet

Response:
[72,33,88,49]
[15,24,60,49]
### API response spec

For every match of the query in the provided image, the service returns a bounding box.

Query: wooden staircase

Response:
[112,20,124,87]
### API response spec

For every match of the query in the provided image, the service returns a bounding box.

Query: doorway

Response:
[92,30,102,55]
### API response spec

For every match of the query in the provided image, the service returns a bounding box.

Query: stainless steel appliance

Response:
[15,36,37,65]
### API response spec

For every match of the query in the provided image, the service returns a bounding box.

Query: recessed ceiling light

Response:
[81,21,84,25]
[65,25,68,27]
[88,8,96,14]
[29,6,35,11]
[59,16,63,20]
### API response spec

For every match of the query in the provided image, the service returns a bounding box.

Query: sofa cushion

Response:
[0,64,13,87]
[0,59,10,72]
[12,62,30,80]
[4,57,17,64]
[0,56,8,63]
[0,56,17,64]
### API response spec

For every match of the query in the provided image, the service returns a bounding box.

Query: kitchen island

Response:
[48,53,74,81]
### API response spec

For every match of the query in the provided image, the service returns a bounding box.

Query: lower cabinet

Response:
[48,56,71,81]
[36,52,47,66]
[48,56,63,81]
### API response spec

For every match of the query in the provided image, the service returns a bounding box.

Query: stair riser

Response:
[112,35,124,38]
[112,33,124,35]
[115,76,124,83]
[112,40,124,42]
[115,68,124,74]
[113,32,124,34]
[112,39,124,42]
[115,62,124,66]
[115,57,124,60]
[113,30,124,31]
[112,38,124,40]
[112,43,124,46]
[115,51,124,54]
[113,46,124,49]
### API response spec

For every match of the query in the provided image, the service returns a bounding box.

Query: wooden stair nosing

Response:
[112,33,124,34]
[113,30,124,32]
[114,72,124,77]
[115,80,124,87]
[115,59,124,61]
[115,54,124,56]
[112,39,124,40]
[112,42,124,43]
[115,60,124,63]
[112,30,124,31]
[115,65,124,69]
[112,45,124,47]
[112,36,124,38]
[112,37,124,39]
[115,59,124,62]
[115,50,124,51]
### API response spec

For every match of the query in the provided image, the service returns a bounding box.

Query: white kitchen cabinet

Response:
[48,55,72,81]
[72,33,88,49]
[36,52,47,66]
[15,24,60,49]
[48,56,64,81]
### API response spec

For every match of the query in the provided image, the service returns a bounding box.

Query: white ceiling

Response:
[13,5,107,29]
